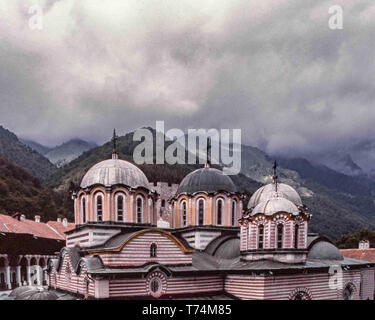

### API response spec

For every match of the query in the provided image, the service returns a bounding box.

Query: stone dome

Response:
[176,167,237,194]
[308,241,343,260]
[248,182,302,209]
[214,237,240,259]
[80,158,149,189]
[251,197,300,216]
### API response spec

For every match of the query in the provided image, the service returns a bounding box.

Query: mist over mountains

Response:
[22,138,97,168]
[0,124,375,239]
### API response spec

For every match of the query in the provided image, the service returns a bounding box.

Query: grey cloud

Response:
[0,0,374,158]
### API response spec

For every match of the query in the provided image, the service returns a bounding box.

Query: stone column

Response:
[27,266,31,286]
[16,266,21,286]
[188,198,192,227]
[74,197,78,224]
[130,193,134,223]
[210,197,214,225]
[106,187,111,221]
[37,266,43,286]
[86,194,90,222]
[148,198,152,224]
[5,266,11,289]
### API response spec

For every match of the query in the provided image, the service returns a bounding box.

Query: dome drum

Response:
[240,179,310,264]
[171,166,244,230]
[73,155,158,226]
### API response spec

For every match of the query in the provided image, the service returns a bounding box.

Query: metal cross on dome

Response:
[113,129,117,151]
[273,160,278,177]
[272,160,278,188]
[112,129,118,159]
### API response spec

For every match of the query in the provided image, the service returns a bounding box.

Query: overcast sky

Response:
[0,0,374,155]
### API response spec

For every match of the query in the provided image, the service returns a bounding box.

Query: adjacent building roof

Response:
[0,214,74,240]
[340,249,375,263]
[80,158,149,189]
[176,167,237,194]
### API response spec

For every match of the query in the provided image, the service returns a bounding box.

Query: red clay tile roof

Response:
[340,249,375,262]
[0,214,75,240]
[46,221,75,238]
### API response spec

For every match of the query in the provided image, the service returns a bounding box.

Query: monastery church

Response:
[47,143,375,300]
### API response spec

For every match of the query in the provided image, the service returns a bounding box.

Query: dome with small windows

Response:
[251,197,300,216]
[248,182,302,209]
[80,157,149,189]
[176,167,237,194]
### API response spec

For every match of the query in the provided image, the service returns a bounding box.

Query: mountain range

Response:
[1,125,375,239]
[22,138,97,168]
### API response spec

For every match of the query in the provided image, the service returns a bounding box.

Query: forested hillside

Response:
[0,155,72,221]
[0,126,57,180]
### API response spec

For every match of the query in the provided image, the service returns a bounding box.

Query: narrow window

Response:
[117,195,124,222]
[161,200,165,207]
[231,200,237,226]
[136,196,143,223]
[217,199,223,225]
[277,224,284,249]
[96,194,103,222]
[198,199,204,225]
[294,224,300,249]
[258,225,264,249]
[150,278,160,293]
[181,201,187,227]
[150,243,157,257]
[81,197,86,224]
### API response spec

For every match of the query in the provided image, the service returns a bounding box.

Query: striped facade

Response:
[93,232,193,266]
[50,247,375,300]
[107,275,223,298]
[225,270,375,300]
[48,251,94,297]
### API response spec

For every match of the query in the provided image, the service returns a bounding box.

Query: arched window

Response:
[290,290,312,300]
[136,196,144,223]
[180,201,187,227]
[198,199,205,225]
[231,200,237,226]
[150,243,157,258]
[115,193,126,222]
[216,198,224,225]
[343,283,355,300]
[80,196,86,224]
[258,225,264,249]
[277,224,284,249]
[95,193,104,222]
[294,224,300,249]
[150,278,161,294]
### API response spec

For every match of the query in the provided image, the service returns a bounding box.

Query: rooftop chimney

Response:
[62,218,68,228]
[34,215,40,223]
[57,217,61,223]
[20,214,26,221]
[359,240,370,250]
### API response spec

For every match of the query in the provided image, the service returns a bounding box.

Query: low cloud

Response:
[0,0,374,155]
